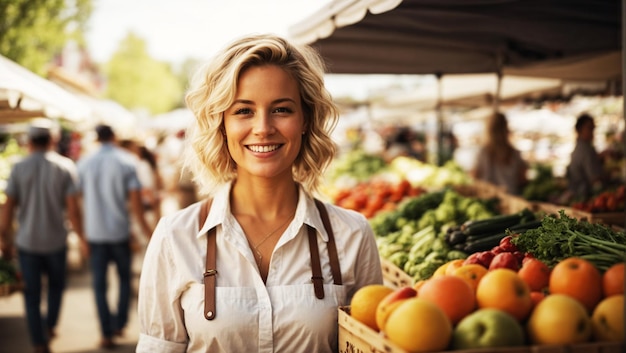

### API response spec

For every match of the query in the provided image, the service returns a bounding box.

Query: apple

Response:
[452,308,525,349]
[499,236,518,252]
[591,295,624,342]
[488,252,519,271]
[476,251,495,267]
[375,286,417,332]
[463,253,482,266]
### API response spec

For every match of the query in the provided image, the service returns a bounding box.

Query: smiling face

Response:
[223,65,305,181]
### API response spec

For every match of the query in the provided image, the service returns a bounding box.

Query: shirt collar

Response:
[197,181,329,242]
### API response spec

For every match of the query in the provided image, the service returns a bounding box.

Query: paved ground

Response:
[0,251,144,353]
[0,195,180,353]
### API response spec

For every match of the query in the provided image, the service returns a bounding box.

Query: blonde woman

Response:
[136,34,383,353]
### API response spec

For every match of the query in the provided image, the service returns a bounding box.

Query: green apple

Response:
[452,308,525,349]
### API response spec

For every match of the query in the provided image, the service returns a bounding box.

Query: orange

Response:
[591,295,624,342]
[350,284,394,331]
[549,257,602,312]
[527,294,592,344]
[517,258,551,292]
[418,275,476,325]
[602,262,624,297]
[476,268,532,321]
[530,291,546,309]
[432,259,464,278]
[444,259,466,276]
[452,264,488,292]
[384,298,452,352]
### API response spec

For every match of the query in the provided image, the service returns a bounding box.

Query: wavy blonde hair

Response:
[184,34,339,196]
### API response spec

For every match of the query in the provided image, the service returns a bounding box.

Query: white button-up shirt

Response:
[136,183,383,353]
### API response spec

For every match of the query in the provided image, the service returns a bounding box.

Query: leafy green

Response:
[511,210,626,271]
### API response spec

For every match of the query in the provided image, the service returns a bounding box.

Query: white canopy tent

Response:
[0,55,91,123]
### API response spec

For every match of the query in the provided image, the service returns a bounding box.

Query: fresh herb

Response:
[511,210,626,271]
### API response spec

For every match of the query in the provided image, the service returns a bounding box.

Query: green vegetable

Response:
[461,208,535,236]
[463,233,509,254]
[511,211,626,271]
[446,250,468,261]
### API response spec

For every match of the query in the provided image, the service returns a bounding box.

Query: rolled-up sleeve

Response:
[136,220,188,353]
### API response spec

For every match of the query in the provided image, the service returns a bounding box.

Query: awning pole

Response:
[494,51,504,113]
[436,72,444,166]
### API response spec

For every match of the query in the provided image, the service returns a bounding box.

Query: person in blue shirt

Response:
[77,124,152,349]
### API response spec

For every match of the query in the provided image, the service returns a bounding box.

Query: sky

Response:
[85,0,328,65]
[84,0,428,100]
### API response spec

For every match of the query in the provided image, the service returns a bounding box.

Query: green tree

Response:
[0,0,93,75]
[104,33,183,114]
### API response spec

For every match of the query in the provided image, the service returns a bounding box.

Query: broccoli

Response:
[408,261,444,282]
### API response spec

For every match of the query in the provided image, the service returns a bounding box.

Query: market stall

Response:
[0,55,90,123]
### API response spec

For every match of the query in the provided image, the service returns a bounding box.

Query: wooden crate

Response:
[338,306,624,353]
[498,193,537,215]
[381,257,413,289]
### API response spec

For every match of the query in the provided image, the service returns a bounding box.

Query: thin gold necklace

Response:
[250,212,295,266]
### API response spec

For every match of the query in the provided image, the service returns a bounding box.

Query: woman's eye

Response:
[273,107,292,114]
[234,108,252,115]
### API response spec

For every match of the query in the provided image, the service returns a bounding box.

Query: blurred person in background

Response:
[136,34,382,353]
[566,113,607,200]
[137,144,163,222]
[0,119,87,353]
[76,124,153,349]
[470,112,528,195]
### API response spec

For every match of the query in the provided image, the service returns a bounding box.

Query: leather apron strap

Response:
[200,198,342,319]
[199,200,217,320]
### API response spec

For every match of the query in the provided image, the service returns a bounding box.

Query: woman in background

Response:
[471,112,528,195]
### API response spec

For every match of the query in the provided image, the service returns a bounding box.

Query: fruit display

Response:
[330,137,624,352]
[570,185,625,213]
[325,149,388,184]
[331,178,426,219]
[388,157,471,189]
[348,255,625,352]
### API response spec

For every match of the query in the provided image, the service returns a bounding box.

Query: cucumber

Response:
[462,208,536,236]
[463,233,509,253]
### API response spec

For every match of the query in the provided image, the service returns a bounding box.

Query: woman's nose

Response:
[252,112,275,135]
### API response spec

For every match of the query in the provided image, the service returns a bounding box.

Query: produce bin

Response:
[454,180,503,201]
[338,306,624,353]
[498,193,538,215]
[381,257,413,289]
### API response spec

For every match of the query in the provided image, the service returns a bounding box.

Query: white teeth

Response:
[248,145,280,153]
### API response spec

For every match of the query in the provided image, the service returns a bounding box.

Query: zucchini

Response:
[462,208,536,236]
[508,219,543,232]
[463,232,509,254]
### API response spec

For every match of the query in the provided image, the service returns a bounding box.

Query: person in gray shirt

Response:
[0,119,86,353]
